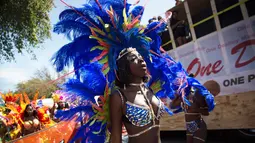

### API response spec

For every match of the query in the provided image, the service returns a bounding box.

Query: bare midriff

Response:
[124,121,161,143]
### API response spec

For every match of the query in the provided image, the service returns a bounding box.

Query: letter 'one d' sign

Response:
[231,39,255,68]
[187,58,223,77]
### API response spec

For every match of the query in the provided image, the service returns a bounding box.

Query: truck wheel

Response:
[238,129,255,141]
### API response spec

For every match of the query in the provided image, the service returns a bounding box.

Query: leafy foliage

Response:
[15,67,67,98]
[0,0,54,62]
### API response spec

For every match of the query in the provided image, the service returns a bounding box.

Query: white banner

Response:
[168,16,255,96]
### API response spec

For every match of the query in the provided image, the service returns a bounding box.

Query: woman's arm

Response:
[195,92,209,116]
[171,20,184,30]
[109,92,123,143]
[39,121,43,130]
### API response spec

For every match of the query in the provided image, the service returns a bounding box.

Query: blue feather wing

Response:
[141,20,215,112]
[57,63,108,142]
[62,64,106,100]
[144,21,167,53]
[78,64,107,94]
[54,20,91,40]
[55,106,93,121]
[130,6,144,19]
[51,35,98,72]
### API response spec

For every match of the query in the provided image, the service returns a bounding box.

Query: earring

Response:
[124,84,126,90]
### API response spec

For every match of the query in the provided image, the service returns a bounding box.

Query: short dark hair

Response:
[189,73,194,77]
[158,16,163,21]
[24,104,38,118]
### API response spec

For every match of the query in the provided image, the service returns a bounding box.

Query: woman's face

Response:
[26,105,33,115]
[58,101,65,109]
[127,50,147,78]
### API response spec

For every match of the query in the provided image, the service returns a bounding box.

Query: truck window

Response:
[245,0,255,17]
[188,0,216,39]
[215,0,243,28]
[160,30,173,51]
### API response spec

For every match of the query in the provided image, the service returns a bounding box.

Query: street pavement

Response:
[160,130,255,143]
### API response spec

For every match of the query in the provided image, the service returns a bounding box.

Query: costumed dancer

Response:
[0,92,23,142]
[170,74,221,143]
[52,0,215,142]
[1,92,56,140]
[19,92,56,136]
[51,91,70,122]
[33,93,56,128]
[22,104,42,136]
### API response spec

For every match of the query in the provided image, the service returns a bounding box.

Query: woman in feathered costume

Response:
[0,92,23,141]
[0,92,56,141]
[52,0,215,142]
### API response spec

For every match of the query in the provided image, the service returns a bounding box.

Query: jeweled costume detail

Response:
[116,86,165,137]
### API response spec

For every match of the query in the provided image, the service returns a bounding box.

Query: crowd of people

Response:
[149,2,191,47]
[0,92,70,143]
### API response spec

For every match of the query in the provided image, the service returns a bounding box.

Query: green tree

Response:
[15,67,67,99]
[0,0,54,62]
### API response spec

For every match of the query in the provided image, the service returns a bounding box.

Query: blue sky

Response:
[0,0,175,92]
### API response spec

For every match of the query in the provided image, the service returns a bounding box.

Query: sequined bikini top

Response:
[116,89,165,127]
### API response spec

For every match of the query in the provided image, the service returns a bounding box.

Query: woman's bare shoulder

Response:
[110,90,123,106]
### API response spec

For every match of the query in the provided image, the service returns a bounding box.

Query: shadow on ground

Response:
[160,130,255,143]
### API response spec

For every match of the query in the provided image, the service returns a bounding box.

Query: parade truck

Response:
[160,0,255,139]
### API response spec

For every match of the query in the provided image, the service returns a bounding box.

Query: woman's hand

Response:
[170,95,182,109]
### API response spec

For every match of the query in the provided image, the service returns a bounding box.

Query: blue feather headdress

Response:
[52,0,215,142]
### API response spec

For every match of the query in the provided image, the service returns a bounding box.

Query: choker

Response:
[129,83,144,86]
[123,83,144,90]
